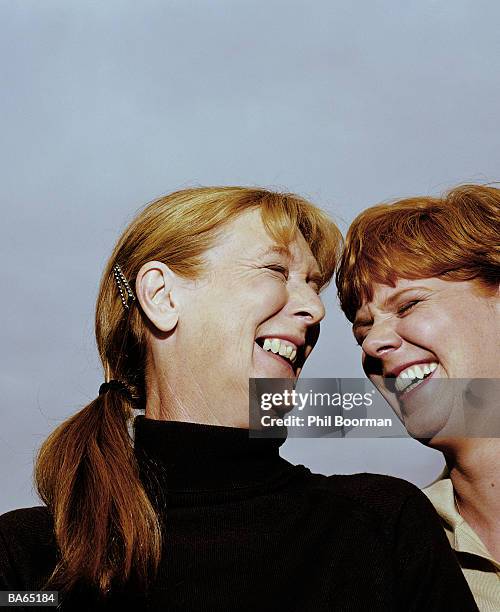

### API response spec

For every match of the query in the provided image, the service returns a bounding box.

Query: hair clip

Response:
[113,263,136,310]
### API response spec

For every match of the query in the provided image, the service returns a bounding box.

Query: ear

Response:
[135,261,179,332]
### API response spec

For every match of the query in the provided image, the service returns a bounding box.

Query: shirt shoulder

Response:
[302,472,478,611]
[287,468,447,547]
[306,470,428,522]
[0,506,57,590]
[0,505,53,529]
[0,506,55,549]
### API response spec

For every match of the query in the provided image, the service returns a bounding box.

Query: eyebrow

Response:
[352,286,432,330]
[255,245,292,259]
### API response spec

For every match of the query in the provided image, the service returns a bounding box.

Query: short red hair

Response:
[336,184,500,322]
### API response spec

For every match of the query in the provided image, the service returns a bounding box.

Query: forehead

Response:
[206,208,319,269]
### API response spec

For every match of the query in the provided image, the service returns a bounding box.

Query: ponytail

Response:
[34,390,162,596]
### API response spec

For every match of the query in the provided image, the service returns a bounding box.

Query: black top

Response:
[0,416,478,611]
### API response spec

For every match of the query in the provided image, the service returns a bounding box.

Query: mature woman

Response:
[337,184,500,611]
[0,186,477,611]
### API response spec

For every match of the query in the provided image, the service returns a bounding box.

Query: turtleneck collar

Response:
[133,415,294,495]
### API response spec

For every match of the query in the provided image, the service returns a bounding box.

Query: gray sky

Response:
[2,0,499,513]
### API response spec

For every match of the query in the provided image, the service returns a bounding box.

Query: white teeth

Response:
[395,377,410,393]
[258,337,298,365]
[394,362,439,394]
[413,365,424,379]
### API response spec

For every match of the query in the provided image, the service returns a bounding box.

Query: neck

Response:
[144,359,249,427]
[445,439,500,560]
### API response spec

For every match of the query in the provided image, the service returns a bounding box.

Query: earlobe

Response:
[135,261,179,332]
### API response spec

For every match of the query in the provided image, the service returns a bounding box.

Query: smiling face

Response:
[353,277,500,442]
[149,208,325,426]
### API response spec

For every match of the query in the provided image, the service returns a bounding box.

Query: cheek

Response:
[263,289,288,312]
[234,281,288,327]
[254,277,289,312]
[398,314,445,351]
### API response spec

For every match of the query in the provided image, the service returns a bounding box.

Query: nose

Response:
[289,282,325,326]
[362,319,402,358]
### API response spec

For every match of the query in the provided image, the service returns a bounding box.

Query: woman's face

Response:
[153,208,325,425]
[353,277,500,441]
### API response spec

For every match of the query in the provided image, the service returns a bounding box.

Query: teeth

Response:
[278,344,288,357]
[258,337,298,364]
[394,362,439,394]
[413,365,424,379]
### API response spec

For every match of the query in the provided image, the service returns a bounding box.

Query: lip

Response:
[255,341,296,376]
[385,359,439,378]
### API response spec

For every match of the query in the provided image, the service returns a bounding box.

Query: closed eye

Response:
[265,265,288,279]
[397,300,420,315]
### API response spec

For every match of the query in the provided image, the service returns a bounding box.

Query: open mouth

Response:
[385,362,439,397]
[255,337,303,375]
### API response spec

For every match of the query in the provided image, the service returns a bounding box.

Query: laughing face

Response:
[353,277,500,442]
[155,208,325,426]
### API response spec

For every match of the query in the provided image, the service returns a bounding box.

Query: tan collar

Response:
[424,477,500,571]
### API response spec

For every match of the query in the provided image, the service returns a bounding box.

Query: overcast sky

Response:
[2,0,499,513]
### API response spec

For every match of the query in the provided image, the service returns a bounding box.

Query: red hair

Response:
[336,184,500,322]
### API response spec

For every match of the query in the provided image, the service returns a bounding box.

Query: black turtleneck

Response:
[133,415,292,492]
[0,416,478,611]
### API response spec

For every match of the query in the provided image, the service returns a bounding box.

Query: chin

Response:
[253,353,296,379]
